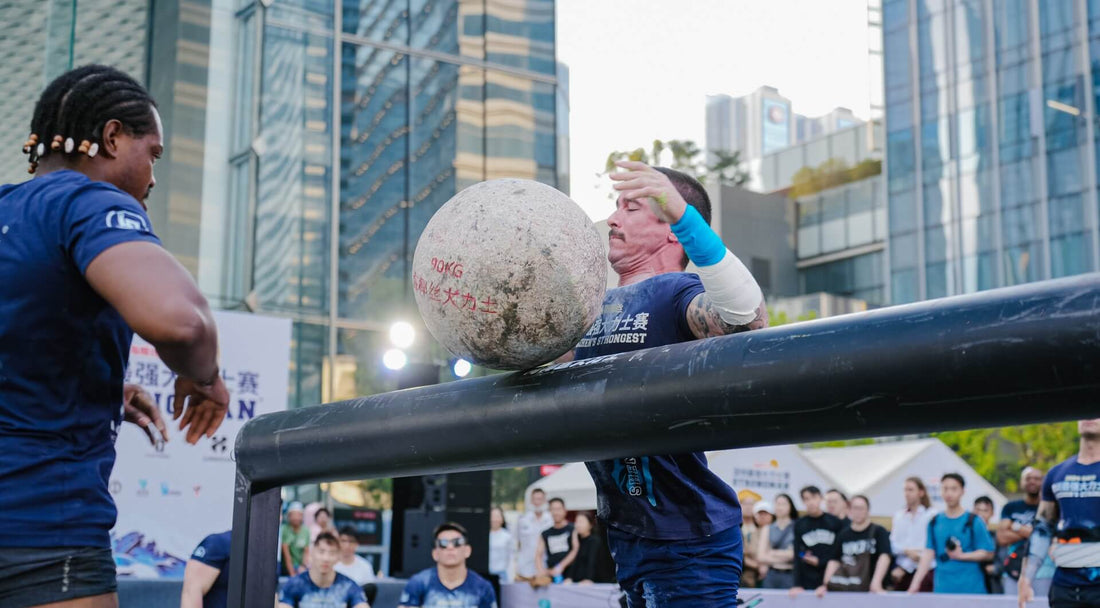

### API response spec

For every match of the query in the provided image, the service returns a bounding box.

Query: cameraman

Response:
[909,473,994,594]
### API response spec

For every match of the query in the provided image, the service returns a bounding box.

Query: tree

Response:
[788,157,882,198]
[934,423,1080,492]
[492,467,531,510]
[603,139,750,189]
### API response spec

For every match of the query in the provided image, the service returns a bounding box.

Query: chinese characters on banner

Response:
[110,311,291,578]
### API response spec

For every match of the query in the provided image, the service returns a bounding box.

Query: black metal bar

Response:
[227,478,280,608]
[228,274,1100,606]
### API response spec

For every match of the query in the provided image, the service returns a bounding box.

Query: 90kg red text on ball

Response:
[430,257,464,278]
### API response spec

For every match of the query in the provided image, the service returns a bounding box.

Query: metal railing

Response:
[229,274,1100,607]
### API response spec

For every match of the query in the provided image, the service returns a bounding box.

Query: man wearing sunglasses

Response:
[399,523,497,608]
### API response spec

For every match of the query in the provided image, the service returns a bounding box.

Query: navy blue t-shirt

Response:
[0,170,160,548]
[574,272,743,540]
[278,571,367,607]
[399,568,497,608]
[1043,456,1100,588]
[191,531,232,608]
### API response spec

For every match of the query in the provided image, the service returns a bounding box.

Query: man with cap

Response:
[281,502,312,576]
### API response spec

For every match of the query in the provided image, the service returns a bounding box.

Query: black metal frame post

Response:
[228,274,1100,607]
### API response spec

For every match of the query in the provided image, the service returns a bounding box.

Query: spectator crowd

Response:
[731,465,1053,600]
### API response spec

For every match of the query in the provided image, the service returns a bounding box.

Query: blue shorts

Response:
[607,524,742,608]
[0,546,117,608]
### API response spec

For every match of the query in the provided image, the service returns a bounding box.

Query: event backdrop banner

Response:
[109,311,291,578]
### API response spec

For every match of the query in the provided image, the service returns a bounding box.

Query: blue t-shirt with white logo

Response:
[0,170,160,549]
[925,511,995,594]
[191,531,232,608]
[399,568,497,608]
[278,571,366,607]
[1042,456,1100,588]
[573,272,743,540]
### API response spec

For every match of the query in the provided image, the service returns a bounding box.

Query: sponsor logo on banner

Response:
[110,311,291,578]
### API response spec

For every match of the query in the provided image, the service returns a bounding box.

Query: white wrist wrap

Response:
[694,249,763,326]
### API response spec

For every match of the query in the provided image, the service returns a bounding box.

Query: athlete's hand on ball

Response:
[173,372,231,444]
[123,383,169,446]
[609,160,687,224]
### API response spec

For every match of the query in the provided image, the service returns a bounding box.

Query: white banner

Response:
[109,310,291,578]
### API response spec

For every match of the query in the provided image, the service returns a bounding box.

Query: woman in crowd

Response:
[311,507,337,543]
[488,507,514,582]
[565,513,615,584]
[760,493,798,589]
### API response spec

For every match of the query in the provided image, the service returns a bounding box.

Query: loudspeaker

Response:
[390,471,492,577]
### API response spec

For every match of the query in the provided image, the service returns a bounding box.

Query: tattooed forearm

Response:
[687,295,769,339]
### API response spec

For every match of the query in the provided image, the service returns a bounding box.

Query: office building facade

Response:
[884,0,1100,304]
[1,0,562,411]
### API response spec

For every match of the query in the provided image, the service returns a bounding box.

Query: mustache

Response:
[609,230,625,240]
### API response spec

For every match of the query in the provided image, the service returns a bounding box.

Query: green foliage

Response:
[603,139,750,188]
[766,307,819,327]
[934,423,1079,492]
[803,423,1080,493]
[492,467,531,510]
[789,158,882,198]
[355,478,393,509]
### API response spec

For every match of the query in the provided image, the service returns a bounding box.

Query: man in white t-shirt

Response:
[335,526,377,586]
[515,488,553,580]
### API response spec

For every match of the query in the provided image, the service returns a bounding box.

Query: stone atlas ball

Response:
[412,178,607,370]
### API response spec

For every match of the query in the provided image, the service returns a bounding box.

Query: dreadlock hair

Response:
[22,65,158,174]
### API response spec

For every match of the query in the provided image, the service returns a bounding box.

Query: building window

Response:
[751,257,772,292]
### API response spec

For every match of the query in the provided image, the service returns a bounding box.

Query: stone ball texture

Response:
[412,179,607,370]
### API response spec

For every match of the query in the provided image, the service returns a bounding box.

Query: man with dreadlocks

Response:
[0,65,229,607]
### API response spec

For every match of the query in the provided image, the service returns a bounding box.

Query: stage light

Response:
[383,349,407,370]
[389,321,415,348]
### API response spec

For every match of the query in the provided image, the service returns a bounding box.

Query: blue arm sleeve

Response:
[669,204,726,267]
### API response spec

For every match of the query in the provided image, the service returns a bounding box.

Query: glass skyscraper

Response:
[884,0,1100,304]
[0,0,561,410]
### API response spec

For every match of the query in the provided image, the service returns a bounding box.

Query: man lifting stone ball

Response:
[570,160,768,607]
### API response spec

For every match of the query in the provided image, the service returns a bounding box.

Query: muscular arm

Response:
[180,559,221,608]
[997,518,1032,546]
[1022,500,1059,582]
[686,294,768,339]
[871,553,892,592]
[554,530,581,574]
[85,241,218,381]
